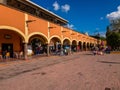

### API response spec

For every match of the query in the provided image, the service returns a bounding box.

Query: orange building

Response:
[0,0,97,59]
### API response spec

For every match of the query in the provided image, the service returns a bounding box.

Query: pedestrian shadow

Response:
[97,61,120,64]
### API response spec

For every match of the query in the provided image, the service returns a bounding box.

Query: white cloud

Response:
[52,1,70,13]
[118,5,120,11]
[67,24,74,29]
[61,4,70,13]
[65,24,74,29]
[107,5,120,20]
[53,1,60,11]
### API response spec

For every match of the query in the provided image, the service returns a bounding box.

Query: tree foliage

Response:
[106,19,120,50]
[106,26,111,37]
[107,32,120,49]
[110,19,120,30]
[100,36,106,40]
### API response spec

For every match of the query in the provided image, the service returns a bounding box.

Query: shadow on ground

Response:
[97,61,120,64]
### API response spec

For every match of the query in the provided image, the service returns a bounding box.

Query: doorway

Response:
[2,43,13,58]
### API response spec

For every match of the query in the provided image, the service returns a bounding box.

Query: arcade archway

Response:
[0,29,25,58]
[87,42,90,50]
[71,40,77,52]
[90,43,94,50]
[78,41,82,51]
[63,39,71,49]
[49,37,61,54]
[83,42,86,51]
[28,34,48,55]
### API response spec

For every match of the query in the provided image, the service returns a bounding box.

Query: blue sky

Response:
[30,0,120,36]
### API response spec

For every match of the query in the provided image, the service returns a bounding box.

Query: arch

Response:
[0,26,26,41]
[28,32,48,42]
[78,41,82,51]
[63,38,71,50]
[71,40,77,52]
[28,32,48,55]
[63,38,71,45]
[49,35,62,43]
[78,41,82,45]
[87,42,90,50]
[90,43,93,49]
[72,39,77,41]
[72,40,77,45]
[62,37,71,44]
[0,26,26,57]
[49,36,62,53]
[83,42,87,51]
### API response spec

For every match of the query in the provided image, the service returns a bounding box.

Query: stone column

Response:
[70,44,72,54]
[60,44,63,55]
[47,43,49,56]
[80,43,82,51]
[23,43,28,60]
[47,22,50,56]
[87,43,89,51]
[60,44,63,51]
[85,44,87,51]
[77,45,79,52]
[56,42,58,52]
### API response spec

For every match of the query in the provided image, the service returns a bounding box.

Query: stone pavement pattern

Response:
[0,52,120,90]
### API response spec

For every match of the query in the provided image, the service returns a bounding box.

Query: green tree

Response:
[106,18,120,50]
[107,32,120,50]
[106,26,111,37]
[100,36,106,40]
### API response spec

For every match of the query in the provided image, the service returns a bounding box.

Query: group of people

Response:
[92,46,111,55]
[0,50,10,59]
[0,50,23,60]
[33,45,47,55]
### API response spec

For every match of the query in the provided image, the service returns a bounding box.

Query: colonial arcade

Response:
[0,0,97,59]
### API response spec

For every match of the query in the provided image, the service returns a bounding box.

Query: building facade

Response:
[0,0,97,59]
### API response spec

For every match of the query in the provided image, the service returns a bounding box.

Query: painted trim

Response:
[72,40,77,45]
[72,39,77,42]
[26,0,68,23]
[0,25,26,41]
[28,32,48,42]
[62,37,71,44]
[61,26,63,39]
[48,21,50,38]
[49,35,62,43]
[25,13,28,36]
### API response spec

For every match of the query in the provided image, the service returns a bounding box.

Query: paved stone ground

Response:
[0,52,120,90]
